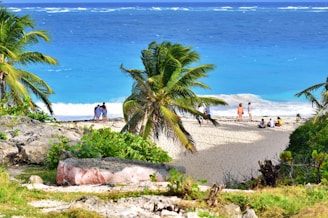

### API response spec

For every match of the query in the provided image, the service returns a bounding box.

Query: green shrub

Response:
[78,128,172,163]
[45,136,71,169]
[45,128,172,169]
[27,111,56,122]
[166,168,207,200]
[280,116,328,184]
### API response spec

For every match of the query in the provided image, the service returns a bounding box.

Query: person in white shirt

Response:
[248,102,252,121]
[267,118,275,128]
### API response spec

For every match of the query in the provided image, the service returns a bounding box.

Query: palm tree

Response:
[295,77,328,122]
[120,41,227,153]
[0,8,58,114]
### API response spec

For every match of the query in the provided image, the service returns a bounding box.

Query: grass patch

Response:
[15,165,57,184]
[222,185,328,217]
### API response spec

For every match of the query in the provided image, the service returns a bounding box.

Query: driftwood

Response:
[206,183,224,207]
[258,160,280,187]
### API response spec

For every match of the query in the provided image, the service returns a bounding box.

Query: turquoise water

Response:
[4,2,328,120]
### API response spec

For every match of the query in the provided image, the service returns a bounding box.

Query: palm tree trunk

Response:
[139,109,148,137]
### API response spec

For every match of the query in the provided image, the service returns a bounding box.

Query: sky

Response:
[3,0,328,3]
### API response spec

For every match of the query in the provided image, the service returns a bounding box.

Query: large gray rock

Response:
[0,115,83,165]
[56,157,185,185]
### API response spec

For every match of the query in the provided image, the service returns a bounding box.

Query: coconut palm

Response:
[0,8,58,114]
[120,41,227,153]
[295,77,328,122]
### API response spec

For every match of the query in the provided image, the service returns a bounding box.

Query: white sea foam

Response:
[45,8,70,13]
[278,6,310,10]
[7,7,21,12]
[36,94,315,121]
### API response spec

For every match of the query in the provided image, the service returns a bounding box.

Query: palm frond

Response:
[18,52,58,65]
[160,105,196,152]
[295,83,326,97]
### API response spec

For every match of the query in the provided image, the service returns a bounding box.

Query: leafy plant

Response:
[166,168,206,200]
[27,111,56,122]
[79,128,172,163]
[45,136,71,169]
[45,128,172,169]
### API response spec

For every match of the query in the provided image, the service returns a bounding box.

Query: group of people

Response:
[236,102,252,121]
[236,102,283,128]
[94,102,107,122]
[258,117,283,128]
[195,102,283,128]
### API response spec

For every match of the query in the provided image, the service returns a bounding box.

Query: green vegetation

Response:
[3,166,328,217]
[279,115,328,185]
[0,8,58,115]
[274,78,328,185]
[0,100,55,122]
[45,127,172,169]
[166,168,207,200]
[120,41,227,153]
[0,167,108,217]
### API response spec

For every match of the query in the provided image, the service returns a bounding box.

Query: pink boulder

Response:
[56,157,185,185]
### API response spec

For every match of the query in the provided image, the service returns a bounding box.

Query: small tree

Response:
[121,41,227,153]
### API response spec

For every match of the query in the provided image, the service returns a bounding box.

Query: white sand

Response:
[70,116,304,185]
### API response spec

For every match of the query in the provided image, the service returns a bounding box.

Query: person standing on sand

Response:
[205,105,211,119]
[101,102,108,122]
[236,103,244,121]
[94,104,101,122]
[248,102,252,121]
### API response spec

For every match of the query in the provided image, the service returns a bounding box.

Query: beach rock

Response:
[242,209,258,218]
[29,175,44,184]
[224,203,242,217]
[0,141,18,164]
[56,157,186,185]
[0,115,83,165]
[31,195,201,217]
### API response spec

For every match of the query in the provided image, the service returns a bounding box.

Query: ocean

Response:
[3,2,328,121]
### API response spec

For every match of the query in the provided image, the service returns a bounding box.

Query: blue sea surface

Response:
[4,2,328,120]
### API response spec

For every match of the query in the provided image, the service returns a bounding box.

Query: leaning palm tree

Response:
[0,8,58,114]
[295,77,328,122]
[120,41,227,153]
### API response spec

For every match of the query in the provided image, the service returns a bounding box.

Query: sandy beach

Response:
[66,116,304,185]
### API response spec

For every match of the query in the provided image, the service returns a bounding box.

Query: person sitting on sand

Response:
[258,118,266,128]
[267,118,275,128]
[275,116,282,127]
